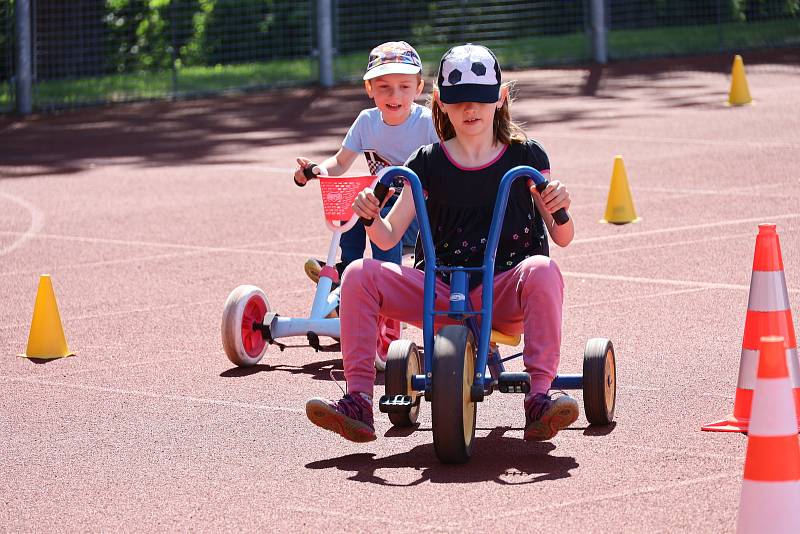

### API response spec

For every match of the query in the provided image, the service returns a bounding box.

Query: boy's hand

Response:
[532,179,571,214]
[294,157,325,186]
[353,186,396,222]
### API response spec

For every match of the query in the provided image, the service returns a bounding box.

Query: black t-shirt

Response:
[406,139,551,289]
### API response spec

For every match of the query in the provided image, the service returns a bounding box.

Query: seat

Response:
[489,330,521,347]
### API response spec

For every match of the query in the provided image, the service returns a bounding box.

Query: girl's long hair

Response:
[430,82,527,145]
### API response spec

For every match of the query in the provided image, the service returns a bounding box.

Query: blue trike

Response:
[371,166,617,464]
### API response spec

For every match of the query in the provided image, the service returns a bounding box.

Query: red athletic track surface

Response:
[1,49,799,532]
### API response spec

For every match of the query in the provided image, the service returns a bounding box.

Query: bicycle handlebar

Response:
[294,163,320,187]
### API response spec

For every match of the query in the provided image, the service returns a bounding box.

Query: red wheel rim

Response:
[376,316,402,358]
[241,295,268,358]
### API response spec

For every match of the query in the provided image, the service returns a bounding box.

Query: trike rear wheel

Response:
[384,339,422,427]
[221,285,271,367]
[431,325,477,464]
[583,338,616,425]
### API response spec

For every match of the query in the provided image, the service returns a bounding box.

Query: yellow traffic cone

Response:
[600,155,640,224]
[727,55,752,106]
[19,275,74,359]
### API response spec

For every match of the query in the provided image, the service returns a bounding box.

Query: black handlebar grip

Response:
[360,181,390,227]
[535,181,570,226]
[294,163,319,187]
[294,163,317,187]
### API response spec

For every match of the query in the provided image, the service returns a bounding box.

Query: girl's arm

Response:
[353,186,417,250]
[531,174,575,247]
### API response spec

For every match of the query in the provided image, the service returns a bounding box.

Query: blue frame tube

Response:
[475,166,549,390]
[375,168,437,392]
[376,165,550,395]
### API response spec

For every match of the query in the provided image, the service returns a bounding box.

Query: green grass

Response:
[334,34,592,82]
[0,58,315,111]
[1,18,797,112]
[609,18,800,58]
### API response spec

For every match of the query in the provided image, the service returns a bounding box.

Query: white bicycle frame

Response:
[266,176,378,342]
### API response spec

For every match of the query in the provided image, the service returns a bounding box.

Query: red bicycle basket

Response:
[318,176,377,224]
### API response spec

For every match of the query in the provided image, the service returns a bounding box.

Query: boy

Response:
[294,41,438,283]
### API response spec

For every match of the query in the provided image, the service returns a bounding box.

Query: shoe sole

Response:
[524,397,580,441]
[305,399,376,443]
[304,261,321,284]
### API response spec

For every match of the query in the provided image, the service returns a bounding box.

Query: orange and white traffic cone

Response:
[736,336,800,533]
[702,223,799,433]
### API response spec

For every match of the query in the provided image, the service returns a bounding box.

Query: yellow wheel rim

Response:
[463,340,476,445]
[605,348,616,411]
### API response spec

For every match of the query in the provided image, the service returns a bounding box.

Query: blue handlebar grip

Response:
[361,182,390,227]
[534,181,569,226]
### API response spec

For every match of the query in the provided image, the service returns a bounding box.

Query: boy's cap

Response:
[363,41,422,80]
[436,43,501,104]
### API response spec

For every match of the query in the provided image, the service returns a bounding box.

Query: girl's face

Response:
[439,100,497,138]
[365,73,424,125]
[436,87,507,140]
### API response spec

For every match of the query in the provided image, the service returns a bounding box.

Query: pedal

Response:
[498,372,530,394]
[306,331,341,353]
[378,394,415,413]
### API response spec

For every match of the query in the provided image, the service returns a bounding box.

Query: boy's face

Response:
[365,73,424,125]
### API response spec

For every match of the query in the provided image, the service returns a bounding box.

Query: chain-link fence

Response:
[1,0,798,114]
[0,0,13,113]
[608,0,800,59]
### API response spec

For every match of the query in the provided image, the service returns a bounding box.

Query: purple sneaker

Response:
[524,392,579,441]
[306,392,376,442]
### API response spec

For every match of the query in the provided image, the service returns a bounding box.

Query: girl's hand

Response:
[532,179,571,214]
[294,157,325,186]
[353,186,396,222]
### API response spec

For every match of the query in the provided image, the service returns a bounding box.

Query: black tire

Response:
[384,339,422,427]
[431,325,477,464]
[583,338,616,425]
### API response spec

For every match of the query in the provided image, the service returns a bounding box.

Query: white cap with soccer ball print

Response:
[437,43,502,104]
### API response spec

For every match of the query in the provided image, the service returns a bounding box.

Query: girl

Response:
[306,44,578,443]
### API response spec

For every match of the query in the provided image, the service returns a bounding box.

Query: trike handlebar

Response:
[293,163,320,187]
[362,165,569,227]
[359,181,391,227]
[531,180,569,225]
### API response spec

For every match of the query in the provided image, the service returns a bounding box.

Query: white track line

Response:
[278,506,454,532]
[0,192,44,256]
[569,181,788,195]
[2,212,794,254]
[544,131,800,150]
[559,231,754,261]
[6,376,304,414]
[561,270,769,293]
[0,229,320,256]
[0,244,323,278]
[502,472,740,519]
[571,212,799,245]
[567,286,710,310]
[0,289,311,331]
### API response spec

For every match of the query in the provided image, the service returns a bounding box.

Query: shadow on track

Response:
[219,358,386,385]
[3,48,797,177]
[305,427,578,486]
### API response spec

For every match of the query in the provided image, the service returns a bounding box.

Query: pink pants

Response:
[339,255,564,398]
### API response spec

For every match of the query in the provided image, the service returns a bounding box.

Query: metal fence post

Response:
[317,0,334,87]
[170,0,178,99]
[590,0,607,64]
[15,0,33,114]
